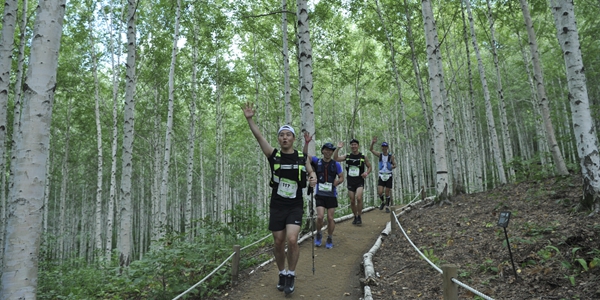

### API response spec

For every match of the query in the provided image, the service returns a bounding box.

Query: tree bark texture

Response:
[1,0,67,298]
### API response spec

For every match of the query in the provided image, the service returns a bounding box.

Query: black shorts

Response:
[377,175,393,188]
[315,195,338,209]
[268,205,304,232]
[347,177,364,192]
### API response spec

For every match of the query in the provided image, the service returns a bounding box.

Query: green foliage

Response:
[478,258,499,274]
[38,221,271,299]
[522,221,557,237]
[420,248,442,267]
[507,155,553,181]
[537,245,560,262]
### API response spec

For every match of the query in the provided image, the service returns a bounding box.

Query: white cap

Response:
[278,125,295,136]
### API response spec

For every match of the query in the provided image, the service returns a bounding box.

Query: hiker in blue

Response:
[242,103,317,296]
[333,139,372,225]
[303,132,344,249]
[370,137,396,213]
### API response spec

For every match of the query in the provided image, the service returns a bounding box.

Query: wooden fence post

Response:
[442,264,457,300]
[232,245,241,286]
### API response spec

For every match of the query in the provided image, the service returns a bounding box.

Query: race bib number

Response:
[348,166,360,177]
[320,182,333,192]
[380,173,391,181]
[277,178,298,198]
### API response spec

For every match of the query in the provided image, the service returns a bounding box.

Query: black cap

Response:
[349,138,359,145]
[321,142,336,151]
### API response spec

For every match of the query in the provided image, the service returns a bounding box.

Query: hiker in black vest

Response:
[242,103,317,296]
[303,132,344,249]
[370,137,397,213]
[333,139,372,225]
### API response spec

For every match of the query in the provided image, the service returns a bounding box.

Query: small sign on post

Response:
[497,211,518,281]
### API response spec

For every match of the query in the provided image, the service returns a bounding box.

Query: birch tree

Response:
[0,0,18,264]
[421,0,449,200]
[520,0,569,175]
[118,0,137,269]
[550,0,600,215]
[0,0,67,297]
[486,0,515,180]
[282,0,292,125]
[90,20,105,259]
[297,0,315,152]
[465,0,506,184]
[157,0,181,242]
[185,32,199,240]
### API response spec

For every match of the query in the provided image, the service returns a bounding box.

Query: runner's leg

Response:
[272,230,287,271]
[327,207,336,236]
[356,187,364,216]
[285,224,301,271]
[316,206,325,232]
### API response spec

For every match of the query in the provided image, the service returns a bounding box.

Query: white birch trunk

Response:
[520,0,569,175]
[106,5,122,261]
[465,0,507,185]
[282,0,292,125]
[118,0,137,268]
[550,0,600,214]
[157,0,181,241]
[151,90,161,241]
[0,0,18,265]
[185,34,199,240]
[486,0,515,180]
[90,27,105,258]
[297,0,316,151]
[0,0,66,297]
[58,99,72,261]
[215,57,225,222]
[421,0,449,199]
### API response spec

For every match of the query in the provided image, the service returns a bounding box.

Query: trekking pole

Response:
[307,186,315,275]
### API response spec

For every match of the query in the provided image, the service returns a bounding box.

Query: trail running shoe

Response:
[277,273,286,291]
[284,274,295,295]
[315,232,323,247]
[352,216,357,225]
[356,215,362,225]
[385,207,390,213]
[325,237,333,249]
[379,201,385,210]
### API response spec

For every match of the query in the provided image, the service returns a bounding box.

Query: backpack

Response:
[269,150,307,189]
[379,153,393,171]
[316,159,338,184]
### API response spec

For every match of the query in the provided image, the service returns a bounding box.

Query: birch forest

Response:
[1,0,599,298]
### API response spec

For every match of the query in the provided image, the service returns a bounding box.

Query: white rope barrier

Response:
[241,233,271,251]
[392,207,495,300]
[172,251,236,300]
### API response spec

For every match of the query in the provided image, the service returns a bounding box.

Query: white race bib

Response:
[320,182,333,192]
[380,173,391,181]
[348,166,360,177]
[277,178,298,198]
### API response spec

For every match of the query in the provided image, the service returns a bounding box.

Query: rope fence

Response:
[382,203,495,300]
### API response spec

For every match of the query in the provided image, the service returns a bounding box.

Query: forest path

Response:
[220,207,391,299]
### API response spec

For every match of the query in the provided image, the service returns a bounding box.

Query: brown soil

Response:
[212,175,600,299]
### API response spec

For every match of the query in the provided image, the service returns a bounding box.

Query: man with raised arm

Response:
[242,103,317,296]
[370,137,397,213]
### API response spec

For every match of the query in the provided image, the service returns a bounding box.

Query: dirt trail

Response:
[220,208,391,299]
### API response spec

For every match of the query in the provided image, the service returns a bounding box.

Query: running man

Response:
[303,132,344,249]
[242,103,317,296]
[370,137,397,213]
[333,139,372,225]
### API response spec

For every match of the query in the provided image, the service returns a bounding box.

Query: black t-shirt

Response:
[268,149,305,209]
